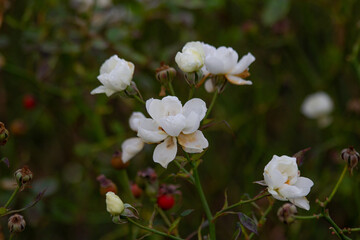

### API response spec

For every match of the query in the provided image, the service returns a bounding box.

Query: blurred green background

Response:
[1,0,360,239]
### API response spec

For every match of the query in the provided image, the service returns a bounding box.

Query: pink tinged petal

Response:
[129,112,146,132]
[289,197,310,210]
[157,114,186,137]
[178,131,208,153]
[204,56,225,74]
[230,53,255,74]
[121,137,144,163]
[226,75,253,85]
[153,137,177,168]
[293,177,314,197]
[137,119,168,143]
[182,98,207,120]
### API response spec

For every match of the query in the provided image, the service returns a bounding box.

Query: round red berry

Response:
[157,194,175,210]
[131,183,143,198]
[23,95,36,110]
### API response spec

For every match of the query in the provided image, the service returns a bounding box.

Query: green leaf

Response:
[221,189,229,209]
[191,150,207,161]
[262,0,290,26]
[180,209,194,217]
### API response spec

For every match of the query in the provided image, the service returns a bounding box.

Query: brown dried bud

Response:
[156,63,176,84]
[137,168,157,183]
[0,122,9,146]
[14,166,33,186]
[277,203,297,224]
[96,174,118,195]
[341,146,360,174]
[8,214,26,233]
[111,151,129,170]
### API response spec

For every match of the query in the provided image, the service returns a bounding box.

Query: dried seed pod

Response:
[8,214,26,233]
[341,146,360,174]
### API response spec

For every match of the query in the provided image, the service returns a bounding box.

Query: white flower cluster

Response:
[263,155,314,210]
[175,41,256,91]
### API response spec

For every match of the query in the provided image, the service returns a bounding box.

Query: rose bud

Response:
[8,214,26,233]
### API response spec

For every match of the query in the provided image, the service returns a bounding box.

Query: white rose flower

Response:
[263,155,314,210]
[106,192,124,215]
[121,137,144,163]
[301,92,333,127]
[175,41,205,73]
[137,96,208,168]
[202,43,255,85]
[91,55,135,97]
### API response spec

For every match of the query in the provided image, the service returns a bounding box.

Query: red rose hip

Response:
[23,94,36,110]
[157,194,175,210]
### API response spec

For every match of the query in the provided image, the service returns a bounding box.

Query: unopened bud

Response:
[8,214,26,233]
[97,174,118,195]
[111,151,129,170]
[341,146,360,174]
[106,192,124,216]
[156,63,176,84]
[0,122,9,146]
[14,166,33,185]
[277,203,297,224]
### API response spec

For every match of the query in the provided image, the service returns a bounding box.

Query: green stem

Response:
[203,90,218,121]
[174,159,195,183]
[216,192,271,216]
[155,205,172,227]
[4,186,20,209]
[249,202,273,239]
[294,214,322,220]
[127,218,183,240]
[9,233,14,240]
[168,81,176,96]
[322,164,347,207]
[133,95,145,105]
[192,165,216,239]
[342,228,360,233]
[188,87,195,100]
[322,210,351,240]
[117,170,135,204]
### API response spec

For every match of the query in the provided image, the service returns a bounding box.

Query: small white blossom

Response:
[121,137,144,163]
[96,0,112,8]
[175,41,205,73]
[91,55,135,97]
[204,79,215,93]
[202,43,255,85]
[301,92,333,127]
[137,96,208,168]
[263,155,314,210]
[106,192,124,215]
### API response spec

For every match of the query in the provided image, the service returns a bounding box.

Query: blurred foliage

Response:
[1,0,360,239]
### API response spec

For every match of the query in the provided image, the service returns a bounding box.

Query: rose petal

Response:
[137,119,168,143]
[230,53,255,74]
[182,98,207,120]
[153,137,177,168]
[226,75,253,85]
[293,177,314,196]
[157,114,186,137]
[146,96,182,121]
[129,112,146,132]
[121,137,144,163]
[178,131,208,153]
[204,56,225,75]
[289,197,310,210]
[182,111,201,134]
